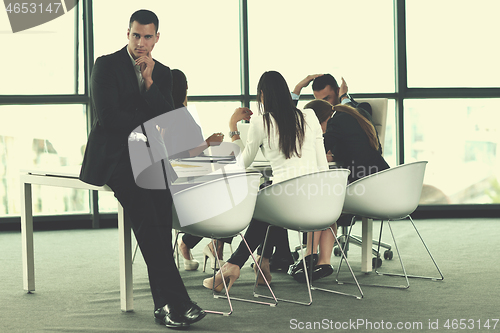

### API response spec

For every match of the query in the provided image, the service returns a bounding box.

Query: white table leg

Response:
[118,203,133,311]
[20,180,35,292]
[361,217,373,273]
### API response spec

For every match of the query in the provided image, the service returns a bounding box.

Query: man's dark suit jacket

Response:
[79,46,174,186]
[324,108,389,183]
[293,96,388,182]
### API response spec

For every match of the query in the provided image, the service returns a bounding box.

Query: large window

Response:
[1,0,499,221]
[248,0,395,94]
[404,99,500,204]
[0,105,88,216]
[0,2,87,219]
[93,1,241,96]
[0,7,81,95]
[406,0,500,88]
[404,0,500,208]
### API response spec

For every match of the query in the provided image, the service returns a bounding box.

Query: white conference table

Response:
[20,166,134,311]
[19,162,373,312]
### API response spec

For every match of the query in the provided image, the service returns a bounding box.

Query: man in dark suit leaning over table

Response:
[292,73,373,115]
[79,9,205,330]
[288,73,389,272]
[291,73,382,160]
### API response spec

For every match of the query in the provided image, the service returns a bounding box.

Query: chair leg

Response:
[254,228,313,305]
[132,241,139,264]
[336,218,410,289]
[339,215,444,289]
[210,233,277,315]
[376,216,444,281]
[334,224,392,258]
[291,243,307,261]
[373,220,411,289]
[171,231,182,269]
[312,227,363,299]
[335,216,356,265]
[204,239,234,316]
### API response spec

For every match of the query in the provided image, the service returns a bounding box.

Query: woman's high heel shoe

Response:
[202,262,240,293]
[177,239,199,271]
[202,242,225,272]
[253,256,272,286]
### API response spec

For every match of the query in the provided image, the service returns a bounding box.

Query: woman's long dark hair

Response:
[171,69,187,109]
[256,71,305,159]
[304,99,379,150]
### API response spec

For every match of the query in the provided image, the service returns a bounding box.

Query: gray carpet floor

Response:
[1,218,499,332]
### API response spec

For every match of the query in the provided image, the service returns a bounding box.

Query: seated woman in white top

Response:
[203,70,328,292]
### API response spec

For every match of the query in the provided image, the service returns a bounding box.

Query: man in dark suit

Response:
[288,73,389,274]
[79,9,205,329]
[292,73,381,156]
[292,73,373,116]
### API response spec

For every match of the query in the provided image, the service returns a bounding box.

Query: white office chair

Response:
[356,98,388,154]
[253,168,363,305]
[171,172,277,315]
[338,161,444,288]
[333,98,392,262]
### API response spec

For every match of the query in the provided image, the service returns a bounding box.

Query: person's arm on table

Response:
[229,107,262,168]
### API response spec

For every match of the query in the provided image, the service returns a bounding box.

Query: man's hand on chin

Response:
[135,52,155,90]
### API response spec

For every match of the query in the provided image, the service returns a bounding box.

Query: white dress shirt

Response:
[233,108,328,184]
[127,47,144,92]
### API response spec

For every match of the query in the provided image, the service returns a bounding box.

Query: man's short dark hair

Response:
[129,9,159,33]
[312,74,339,91]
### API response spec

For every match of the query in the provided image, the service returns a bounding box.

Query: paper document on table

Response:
[179,155,236,163]
[171,160,214,178]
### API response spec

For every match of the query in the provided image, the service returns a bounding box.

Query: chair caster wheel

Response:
[334,247,342,257]
[372,257,382,268]
[384,250,393,260]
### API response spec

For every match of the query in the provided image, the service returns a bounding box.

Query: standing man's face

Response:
[313,85,339,105]
[127,21,159,60]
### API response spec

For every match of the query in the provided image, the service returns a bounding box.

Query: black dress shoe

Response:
[181,301,206,324]
[154,307,190,329]
[311,264,334,281]
[287,254,318,276]
[292,264,334,283]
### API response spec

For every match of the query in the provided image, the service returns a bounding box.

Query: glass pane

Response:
[404,99,500,204]
[406,0,500,88]
[248,0,395,94]
[97,192,118,213]
[0,105,89,216]
[187,101,242,139]
[92,1,240,96]
[0,7,77,94]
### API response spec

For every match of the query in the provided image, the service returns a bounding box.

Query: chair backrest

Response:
[253,169,350,232]
[172,172,261,238]
[356,98,388,154]
[342,161,427,220]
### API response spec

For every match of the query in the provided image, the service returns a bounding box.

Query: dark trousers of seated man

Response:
[107,150,191,310]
